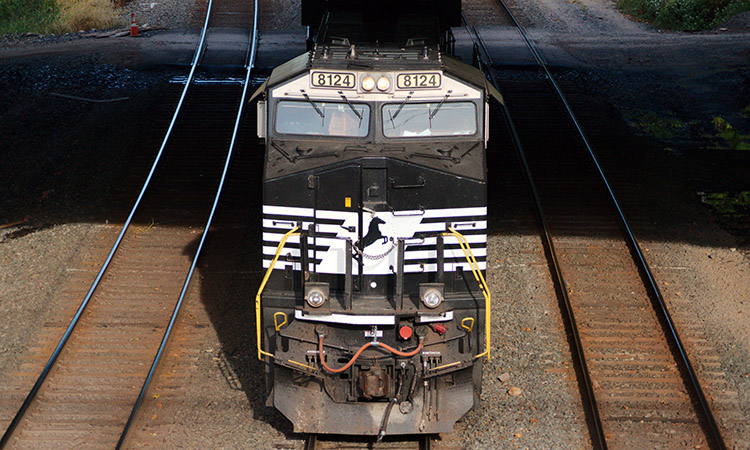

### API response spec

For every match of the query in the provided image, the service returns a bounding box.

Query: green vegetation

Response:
[713,117,750,150]
[616,0,750,30]
[625,109,687,139]
[625,110,750,151]
[0,0,58,34]
[0,0,121,35]
[702,191,750,218]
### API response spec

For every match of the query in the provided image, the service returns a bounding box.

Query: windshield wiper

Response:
[429,89,452,120]
[300,89,325,119]
[338,90,363,125]
[388,90,414,129]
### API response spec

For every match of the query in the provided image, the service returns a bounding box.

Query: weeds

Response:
[701,191,750,218]
[54,0,121,33]
[712,117,750,150]
[0,0,58,34]
[626,109,687,139]
[616,0,750,30]
[0,0,121,35]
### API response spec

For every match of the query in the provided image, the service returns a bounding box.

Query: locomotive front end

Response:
[253,44,498,436]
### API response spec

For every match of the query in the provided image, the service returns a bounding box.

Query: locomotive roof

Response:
[309,43,441,70]
[316,10,442,49]
[250,52,503,104]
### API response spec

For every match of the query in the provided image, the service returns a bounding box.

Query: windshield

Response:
[382,102,477,138]
[275,100,370,137]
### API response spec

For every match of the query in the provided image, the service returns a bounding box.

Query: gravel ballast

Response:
[1,0,748,448]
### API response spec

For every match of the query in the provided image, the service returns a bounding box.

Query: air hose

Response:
[317,335,424,373]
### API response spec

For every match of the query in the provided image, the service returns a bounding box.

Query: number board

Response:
[396,72,442,89]
[311,71,356,89]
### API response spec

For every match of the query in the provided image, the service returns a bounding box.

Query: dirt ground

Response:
[1,0,749,448]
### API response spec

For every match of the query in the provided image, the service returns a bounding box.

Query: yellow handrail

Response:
[255,226,490,363]
[273,312,288,331]
[256,227,300,360]
[444,228,491,361]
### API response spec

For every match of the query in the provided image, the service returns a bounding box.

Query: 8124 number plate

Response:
[396,72,441,89]
[311,71,356,89]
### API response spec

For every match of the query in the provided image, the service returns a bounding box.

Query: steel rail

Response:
[459,12,607,450]
[461,15,494,67]
[494,3,728,449]
[497,79,610,450]
[115,1,260,447]
[0,2,216,447]
[473,2,727,448]
[304,434,318,450]
[302,434,432,449]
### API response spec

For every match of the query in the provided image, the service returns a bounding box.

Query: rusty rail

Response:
[115,0,260,446]
[463,4,727,449]
[0,2,217,447]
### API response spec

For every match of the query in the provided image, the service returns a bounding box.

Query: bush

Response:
[617,0,750,30]
[711,0,750,26]
[0,0,121,35]
[53,0,121,33]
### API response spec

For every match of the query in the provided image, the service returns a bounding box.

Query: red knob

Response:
[399,325,413,340]
[434,324,447,335]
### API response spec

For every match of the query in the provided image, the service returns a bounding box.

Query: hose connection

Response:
[318,334,424,374]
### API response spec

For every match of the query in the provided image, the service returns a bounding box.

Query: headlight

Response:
[421,288,443,309]
[306,288,326,308]
[361,76,375,91]
[376,76,390,91]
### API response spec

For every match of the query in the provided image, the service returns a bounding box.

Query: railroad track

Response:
[301,433,471,450]
[464,3,732,449]
[304,434,431,450]
[192,0,255,28]
[0,0,259,448]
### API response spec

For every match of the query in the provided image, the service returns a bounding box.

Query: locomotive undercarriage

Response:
[262,294,485,435]
[272,360,480,435]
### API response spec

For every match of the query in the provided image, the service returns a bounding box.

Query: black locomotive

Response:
[252,0,501,437]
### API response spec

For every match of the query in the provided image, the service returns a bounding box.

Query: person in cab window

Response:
[328,105,359,136]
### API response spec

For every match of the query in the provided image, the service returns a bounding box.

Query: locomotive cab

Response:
[252,12,500,436]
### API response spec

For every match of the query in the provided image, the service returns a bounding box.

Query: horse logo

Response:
[355,217,388,251]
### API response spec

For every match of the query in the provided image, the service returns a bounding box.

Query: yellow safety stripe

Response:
[255,227,300,360]
[444,228,491,361]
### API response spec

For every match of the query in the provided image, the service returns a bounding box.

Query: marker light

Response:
[306,288,326,308]
[376,76,390,91]
[362,76,376,91]
[422,288,443,309]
